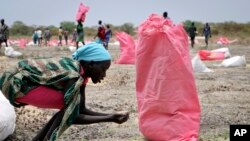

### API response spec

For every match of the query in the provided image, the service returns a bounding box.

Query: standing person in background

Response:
[163,11,169,19]
[32,29,38,46]
[162,11,174,26]
[37,28,43,47]
[105,24,112,49]
[44,28,51,46]
[0,19,9,48]
[188,22,197,48]
[71,28,77,44]
[63,28,69,46]
[76,20,85,49]
[94,20,106,47]
[203,23,212,48]
[58,26,63,46]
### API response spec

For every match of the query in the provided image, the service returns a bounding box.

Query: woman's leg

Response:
[5,39,8,47]
[32,112,59,141]
[205,36,208,47]
[76,41,79,49]
[65,37,68,45]
[191,38,194,48]
[44,109,65,140]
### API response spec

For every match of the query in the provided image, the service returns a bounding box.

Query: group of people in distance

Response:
[188,22,212,48]
[32,26,72,47]
[30,20,112,49]
[32,28,51,47]
[163,11,212,48]
[93,20,112,49]
[77,20,112,49]
[1,14,212,51]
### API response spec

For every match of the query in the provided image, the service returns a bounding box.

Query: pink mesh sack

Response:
[217,36,230,45]
[136,14,201,141]
[115,32,135,64]
[198,50,225,61]
[19,39,27,48]
[76,3,89,22]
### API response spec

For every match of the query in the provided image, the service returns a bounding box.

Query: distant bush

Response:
[10,21,33,36]
[60,21,76,33]
[119,23,136,35]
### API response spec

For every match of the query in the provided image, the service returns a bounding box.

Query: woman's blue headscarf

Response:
[72,42,111,61]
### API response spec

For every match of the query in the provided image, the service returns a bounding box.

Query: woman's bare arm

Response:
[64,78,129,124]
[79,85,111,116]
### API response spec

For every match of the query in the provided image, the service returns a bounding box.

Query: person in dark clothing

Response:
[58,26,63,46]
[63,29,69,46]
[104,24,112,49]
[163,11,168,19]
[0,19,9,48]
[44,28,51,46]
[94,20,106,47]
[203,23,212,48]
[188,22,197,48]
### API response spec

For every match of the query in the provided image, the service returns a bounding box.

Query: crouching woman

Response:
[0,42,129,141]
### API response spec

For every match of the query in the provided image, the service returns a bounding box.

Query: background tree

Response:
[60,21,76,33]
[10,21,33,36]
[47,25,59,36]
[119,23,136,36]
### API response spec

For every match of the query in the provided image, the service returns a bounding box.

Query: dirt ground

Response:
[1,42,250,141]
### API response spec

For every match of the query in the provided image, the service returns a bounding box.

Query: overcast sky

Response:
[1,0,249,27]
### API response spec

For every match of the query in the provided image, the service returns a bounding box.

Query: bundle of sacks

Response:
[192,47,246,72]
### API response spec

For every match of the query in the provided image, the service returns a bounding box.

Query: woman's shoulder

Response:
[59,57,80,71]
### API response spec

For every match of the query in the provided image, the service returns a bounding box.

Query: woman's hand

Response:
[111,111,129,124]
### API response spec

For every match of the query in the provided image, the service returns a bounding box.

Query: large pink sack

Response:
[136,14,201,141]
[76,3,89,22]
[115,32,136,64]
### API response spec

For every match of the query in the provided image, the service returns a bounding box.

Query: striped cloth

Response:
[0,57,85,141]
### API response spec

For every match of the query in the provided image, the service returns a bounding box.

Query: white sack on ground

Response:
[4,47,22,58]
[211,47,231,58]
[109,41,119,46]
[0,91,16,140]
[27,41,35,46]
[192,55,213,72]
[220,56,246,67]
[68,46,76,52]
